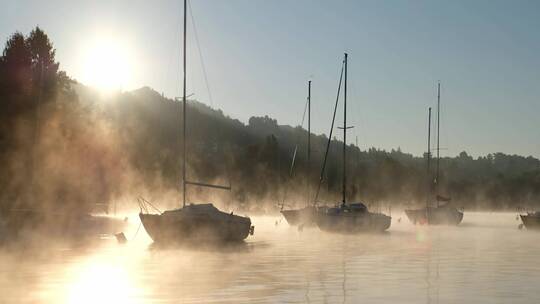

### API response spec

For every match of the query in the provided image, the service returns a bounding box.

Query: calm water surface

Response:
[1,212,539,303]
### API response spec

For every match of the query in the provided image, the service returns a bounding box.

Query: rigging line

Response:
[188,0,234,200]
[314,60,345,203]
[188,0,214,108]
[289,96,310,176]
[131,221,142,241]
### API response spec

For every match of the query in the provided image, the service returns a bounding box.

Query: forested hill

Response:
[106,86,540,211]
[1,28,539,214]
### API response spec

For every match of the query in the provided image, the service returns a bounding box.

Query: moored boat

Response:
[405,84,463,226]
[281,81,318,226]
[281,206,317,226]
[139,0,254,244]
[314,53,391,233]
[140,204,253,243]
[405,204,463,226]
[520,212,540,230]
[317,203,391,233]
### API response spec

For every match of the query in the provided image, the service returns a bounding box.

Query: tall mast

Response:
[427,107,432,209]
[179,0,231,205]
[182,0,187,207]
[342,53,348,206]
[436,81,440,207]
[307,80,311,206]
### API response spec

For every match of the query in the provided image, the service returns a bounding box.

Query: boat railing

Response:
[137,196,162,214]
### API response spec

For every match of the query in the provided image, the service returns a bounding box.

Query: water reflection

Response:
[66,260,139,304]
[1,213,540,303]
[148,239,254,253]
[424,227,440,304]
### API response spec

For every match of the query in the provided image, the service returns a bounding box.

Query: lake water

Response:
[1,212,539,303]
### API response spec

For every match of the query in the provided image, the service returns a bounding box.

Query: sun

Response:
[81,38,133,91]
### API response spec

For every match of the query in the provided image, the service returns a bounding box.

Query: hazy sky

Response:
[2,0,539,158]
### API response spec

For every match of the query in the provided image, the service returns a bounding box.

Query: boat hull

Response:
[281,206,317,226]
[405,207,463,225]
[316,212,391,233]
[139,212,252,244]
[520,214,540,230]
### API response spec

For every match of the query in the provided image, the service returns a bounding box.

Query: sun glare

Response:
[66,261,140,304]
[81,39,133,92]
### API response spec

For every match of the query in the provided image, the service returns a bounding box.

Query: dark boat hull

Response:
[316,212,391,233]
[405,207,463,225]
[139,212,252,243]
[281,207,317,226]
[520,214,540,230]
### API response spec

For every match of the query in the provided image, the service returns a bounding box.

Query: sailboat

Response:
[139,0,254,243]
[520,212,540,229]
[405,83,463,225]
[315,53,391,233]
[281,80,318,226]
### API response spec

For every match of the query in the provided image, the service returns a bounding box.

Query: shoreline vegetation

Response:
[1,27,539,216]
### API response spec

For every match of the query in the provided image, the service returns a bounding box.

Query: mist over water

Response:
[1,212,538,303]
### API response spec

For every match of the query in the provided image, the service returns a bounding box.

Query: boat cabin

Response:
[326,202,368,215]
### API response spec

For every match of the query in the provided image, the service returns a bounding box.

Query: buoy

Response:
[115,232,127,244]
